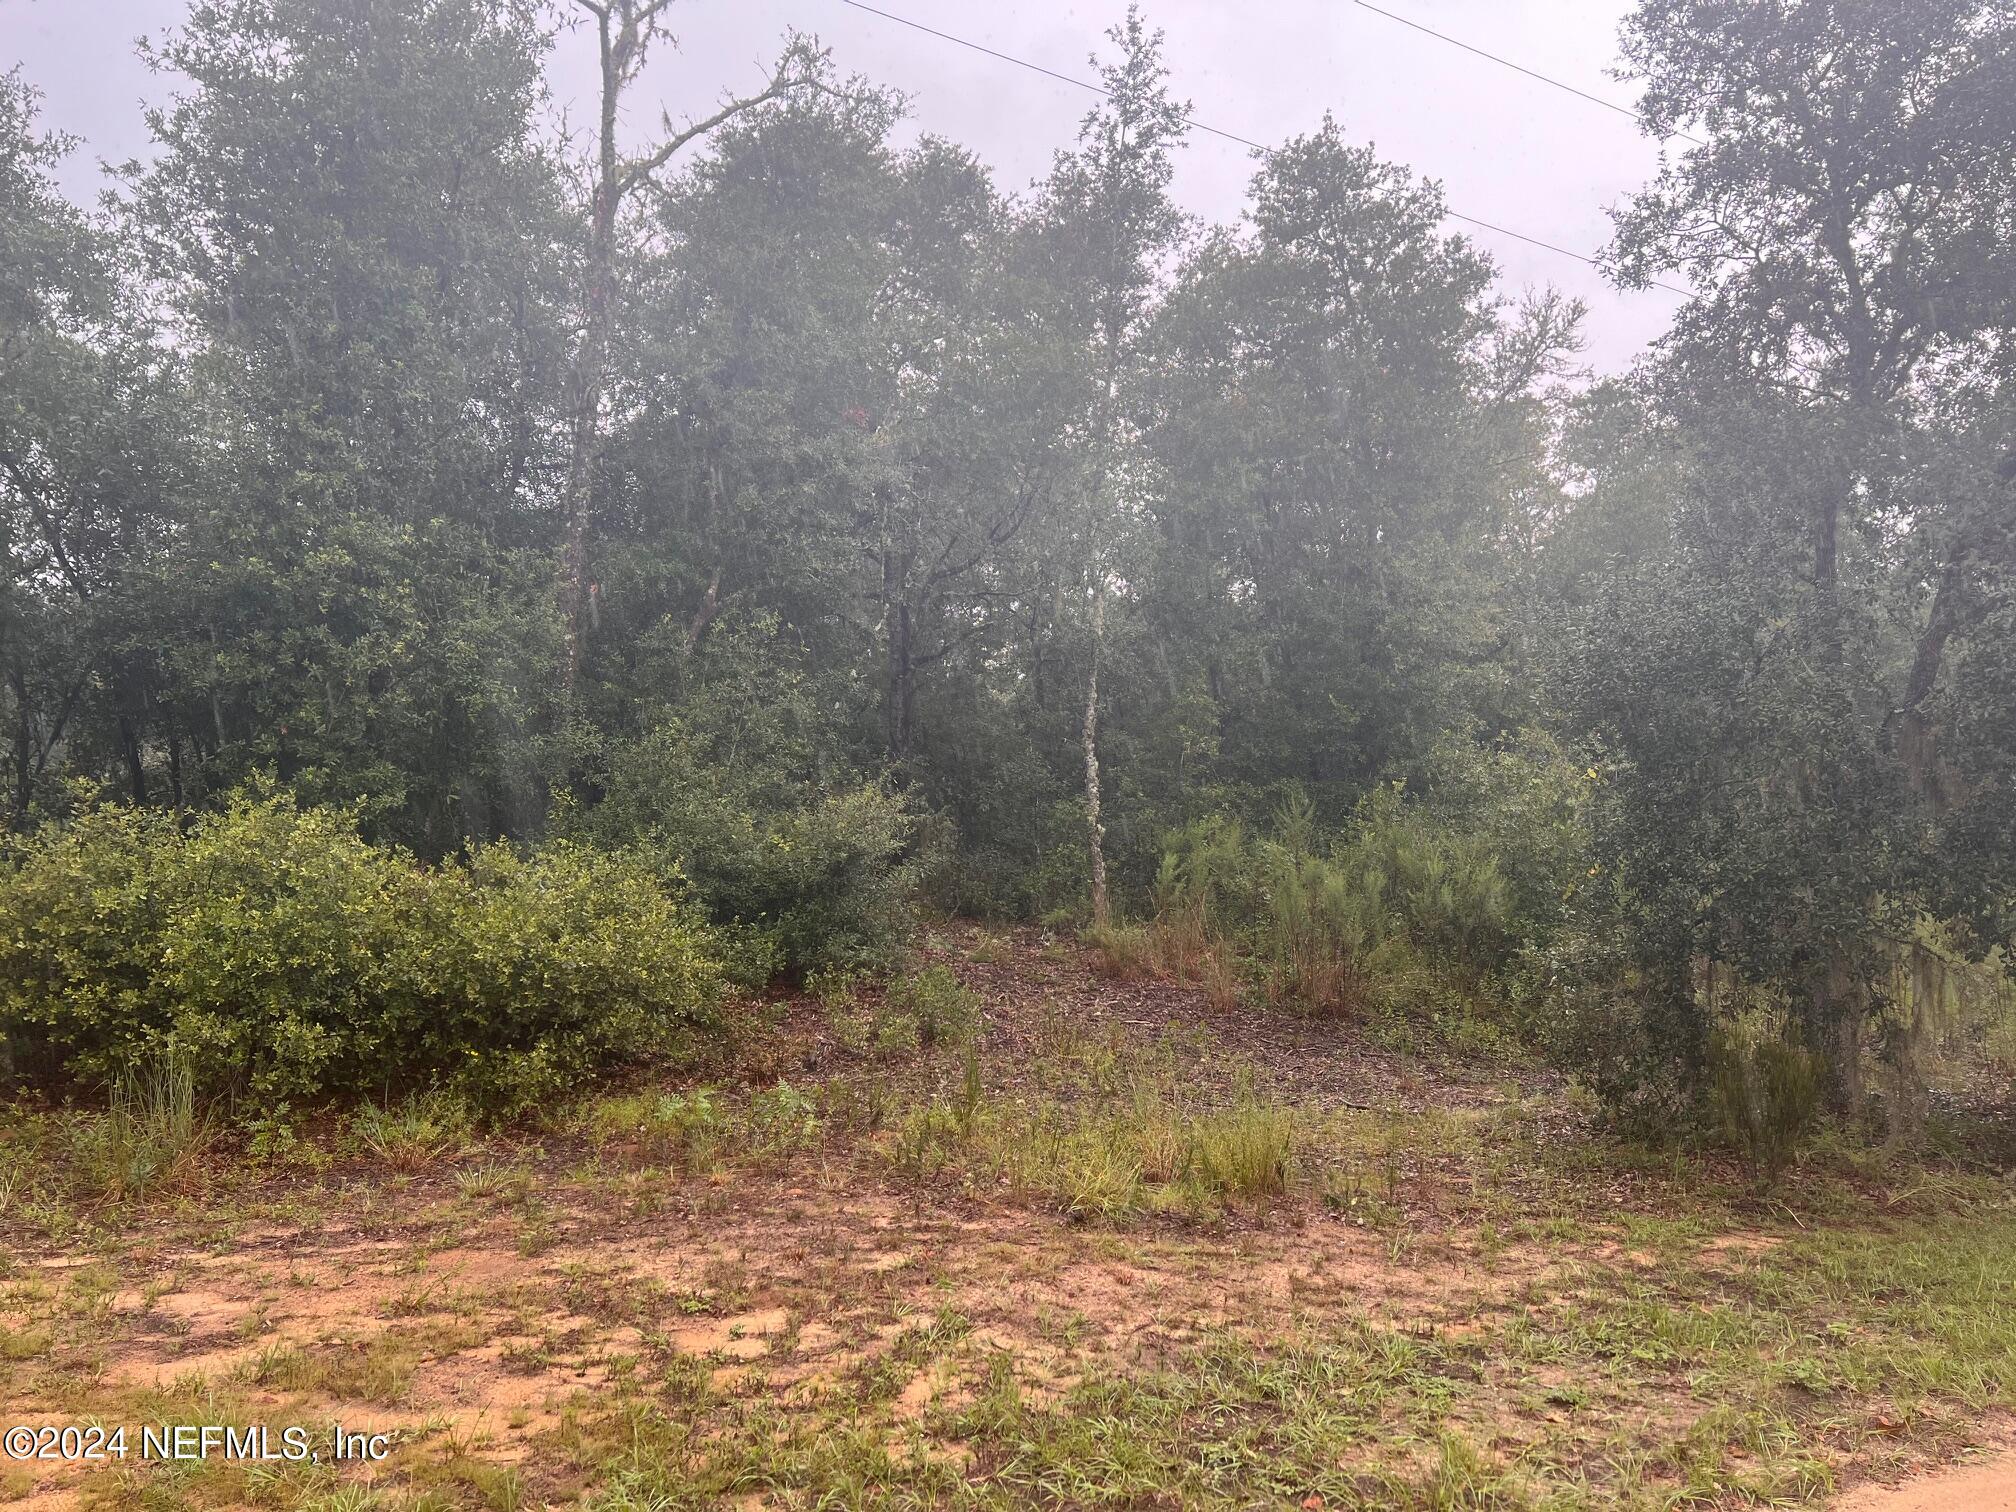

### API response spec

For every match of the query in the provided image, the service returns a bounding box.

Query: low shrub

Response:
[1083,923,1158,981]
[1114,788,1518,1019]
[564,619,924,978]
[881,964,979,1049]
[1709,1018,1822,1184]
[746,1081,820,1154]
[0,791,727,1110]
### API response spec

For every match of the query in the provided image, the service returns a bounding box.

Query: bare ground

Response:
[3,924,2012,1509]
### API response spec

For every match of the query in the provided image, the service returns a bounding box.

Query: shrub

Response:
[747,1081,820,1154]
[0,791,727,1110]
[1114,788,1516,1017]
[1083,923,1159,981]
[1709,1018,1822,1184]
[882,964,979,1048]
[564,617,925,978]
[574,726,921,979]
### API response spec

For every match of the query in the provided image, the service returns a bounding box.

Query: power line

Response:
[836,0,1692,299]
[1351,0,1705,147]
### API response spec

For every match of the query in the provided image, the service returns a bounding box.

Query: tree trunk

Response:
[1083,587,1109,928]
[556,11,623,705]
[1895,552,1965,808]
[119,715,146,805]
[883,549,914,762]
[1811,954,1865,1121]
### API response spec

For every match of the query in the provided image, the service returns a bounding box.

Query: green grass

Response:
[536,1205,2016,1510]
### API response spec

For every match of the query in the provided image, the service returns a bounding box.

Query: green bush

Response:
[1709,1018,1822,1184]
[0,791,726,1109]
[1146,789,1513,1014]
[881,964,979,1048]
[572,722,920,978]
[561,615,924,979]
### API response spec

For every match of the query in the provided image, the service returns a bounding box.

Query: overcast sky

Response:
[5,0,1684,371]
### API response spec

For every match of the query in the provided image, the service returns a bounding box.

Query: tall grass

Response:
[1133,789,1515,1017]
[66,1046,206,1200]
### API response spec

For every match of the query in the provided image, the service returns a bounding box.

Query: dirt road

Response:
[1839,1452,2016,1510]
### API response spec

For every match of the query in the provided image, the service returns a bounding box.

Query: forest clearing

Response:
[5,926,2016,1510]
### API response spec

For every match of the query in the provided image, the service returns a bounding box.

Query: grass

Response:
[3,940,2014,1509]
[350,1094,469,1171]
[62,1048,209,1201]
[885,1070,1355,1218]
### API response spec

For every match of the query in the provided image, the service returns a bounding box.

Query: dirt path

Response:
[1838,1452,2016,1509]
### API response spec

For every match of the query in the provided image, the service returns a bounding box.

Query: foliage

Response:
[586,1088,728,1168]
[564,619,923,978]
[0,790,725,1108]
[880,964,980,1049]
[1708,1019,1823,1186]
[62,1045,206,1201]
[350,1092,470,1172]
[1124,786,1522,1018]
[1565,0,2016,1116]
[2,0,2012,1143]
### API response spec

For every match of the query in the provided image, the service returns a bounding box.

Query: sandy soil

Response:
[1838,1451,2016,1510]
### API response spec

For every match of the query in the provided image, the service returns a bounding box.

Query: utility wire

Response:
[1351,0,1705,147]
[837,0,1692,298]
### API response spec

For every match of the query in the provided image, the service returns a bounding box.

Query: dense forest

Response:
[2,0,2013,1149]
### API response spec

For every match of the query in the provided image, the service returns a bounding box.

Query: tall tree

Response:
[1580,0,2016,1106]
[0,71,176,824]
[1144,122,1579,808]
[552,0,829,705]
[1023,8,1190,926]
[125,0,576,849]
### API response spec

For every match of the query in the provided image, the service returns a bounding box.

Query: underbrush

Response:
[0,789,726,1112]
[583,1081,820,1169]
[883,1062,1303,1219]
[816,961,980,1060]
[560,616,924,978]
[1088,785,1528,1033]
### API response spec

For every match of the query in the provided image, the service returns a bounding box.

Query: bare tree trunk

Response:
[557,6,624,705]
[882,547,914,762]
[554,3,823,706]
[1082,586,1109,928]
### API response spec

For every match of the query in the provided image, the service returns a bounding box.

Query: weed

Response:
[1083,923,1158,981]
[1709,1019,1821,1185]
[65,1046,207,1201]
[455,1163,534,1202]
[747,1081,820,1155]
[874,963,979,1052]
[1182,1099,1294,1198]
[585,1088,726,1167]
[351,1093,468,1171]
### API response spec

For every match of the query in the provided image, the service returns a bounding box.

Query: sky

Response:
[3,0,1685,372]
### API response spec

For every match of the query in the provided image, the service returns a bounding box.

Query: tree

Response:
[551,0,831,705]
[1021,8,1191,927]
[0,70,176,825]
[1575,0,2016,1110]
[1144,122,1579,812]
[123,0,577,850]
